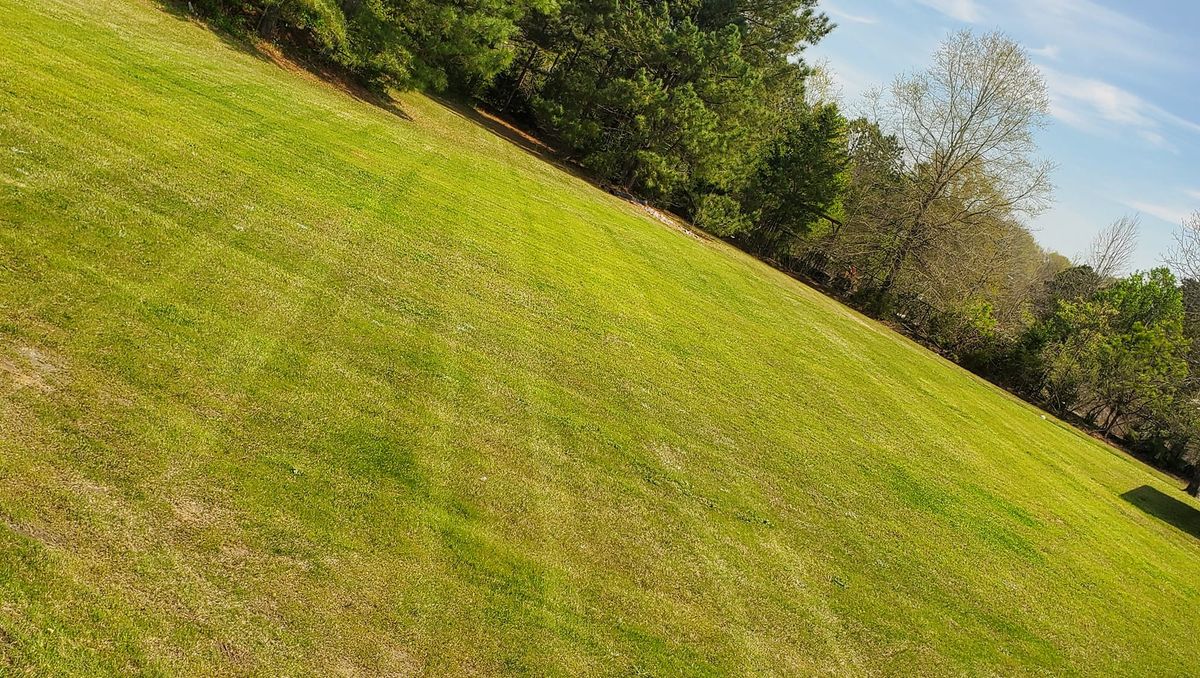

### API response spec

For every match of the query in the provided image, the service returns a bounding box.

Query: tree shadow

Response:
[1120,485,1200,541]
[150,0,410,121]
[426,96,713,241]
[151,0,273,64]
[429,95,589,181]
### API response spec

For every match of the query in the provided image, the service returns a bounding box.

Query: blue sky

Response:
[811,0,1200,271]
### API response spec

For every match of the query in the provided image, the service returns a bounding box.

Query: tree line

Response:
[188,0,1200,494]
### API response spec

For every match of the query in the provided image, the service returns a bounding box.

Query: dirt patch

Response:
[639,203,704,240]
[0,345,61,393]
[471,107,554,154]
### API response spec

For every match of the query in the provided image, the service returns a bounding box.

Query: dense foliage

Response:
[188,0,545,91]
[491,1,836,212]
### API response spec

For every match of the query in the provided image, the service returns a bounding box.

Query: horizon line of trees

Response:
[186,0,1200,495]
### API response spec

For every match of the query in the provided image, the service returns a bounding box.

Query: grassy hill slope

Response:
[1,0,1199,674]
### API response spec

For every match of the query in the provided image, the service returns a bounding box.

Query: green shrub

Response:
[693,194,750,237]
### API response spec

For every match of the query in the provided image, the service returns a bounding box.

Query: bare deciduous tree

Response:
[803,60,842,107]
[1083,214,1140,279]
[866,30,1055,298]
[1165,211,1200,281]
[916,215,1048,331]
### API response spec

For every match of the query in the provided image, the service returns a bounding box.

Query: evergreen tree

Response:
[500,1,831,202]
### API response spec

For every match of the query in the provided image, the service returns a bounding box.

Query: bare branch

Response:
[848,31,1055,295]
[1166,211,1200,281]
[1083,214,1140,279]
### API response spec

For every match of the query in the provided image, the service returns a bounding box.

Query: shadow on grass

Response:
[152,1,713,234]
[1120,485,1200,541]
[427,96,714,243]
[151,0,271,63]
[151,0,411,121]
[428,95,594,182]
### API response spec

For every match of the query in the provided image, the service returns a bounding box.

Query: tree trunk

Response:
[877,219,922,302]
[874,236,910,313]
[257,5,279,39]
[501,47,539,111]
[1101,407,1121,436]
[1187,464,1200,497]
[537,51,563,96]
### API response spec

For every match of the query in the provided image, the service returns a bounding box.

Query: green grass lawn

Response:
[1,0,1199,674]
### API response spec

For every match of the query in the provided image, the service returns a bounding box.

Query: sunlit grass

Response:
[1,0,1198,674]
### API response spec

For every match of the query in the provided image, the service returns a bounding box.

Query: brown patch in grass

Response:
[0,358,47,392]
[215,638,252,671]
[471,107,554,154]
[0,623,19,671]
[0,345,61,393]
[639,203,705,240]
[331,644,423,678]
[170,494,222,526]
[650,441,686,472]
[1,513,57,551]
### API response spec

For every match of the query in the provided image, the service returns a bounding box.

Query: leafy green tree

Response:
[1034,265,1104,318]
[693,193,750,237]
[733,101,848,252]
[823,118,903,280]
[1167,279,1200,494]
[1039,268,1189,434]
[191,0,539,92]
[1163,217,1200,492]
[501,0,831,202]
[402,0,551,92]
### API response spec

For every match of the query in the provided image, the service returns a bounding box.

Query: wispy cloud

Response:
[824,2,877,24]
[1122,200,1189,226]
[1039,67,1200,152]
[1154,108,1200,135]
[1042,68,1152,129]
[1186,189,1200,201]
[914,0,983,22]
[1136,130,1178,154]
[1029,45,1061,60]
[1012,0,1180,70]
[911,0,1177,67]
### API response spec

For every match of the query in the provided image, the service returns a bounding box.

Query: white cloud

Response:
[1136,130,1178,154]
[1029,45,1061,60]
[1039,67,1200,152]
[1041,68,1150,132]
[914,0,983,22]
[1186,189,1200,201]
[1122,200,1189,226]
[824,2,877,24]
[1154,108,1200,135]
[1010,0,1176,68]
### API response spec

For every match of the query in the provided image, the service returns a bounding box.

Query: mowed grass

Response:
[1,0,1199,674]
